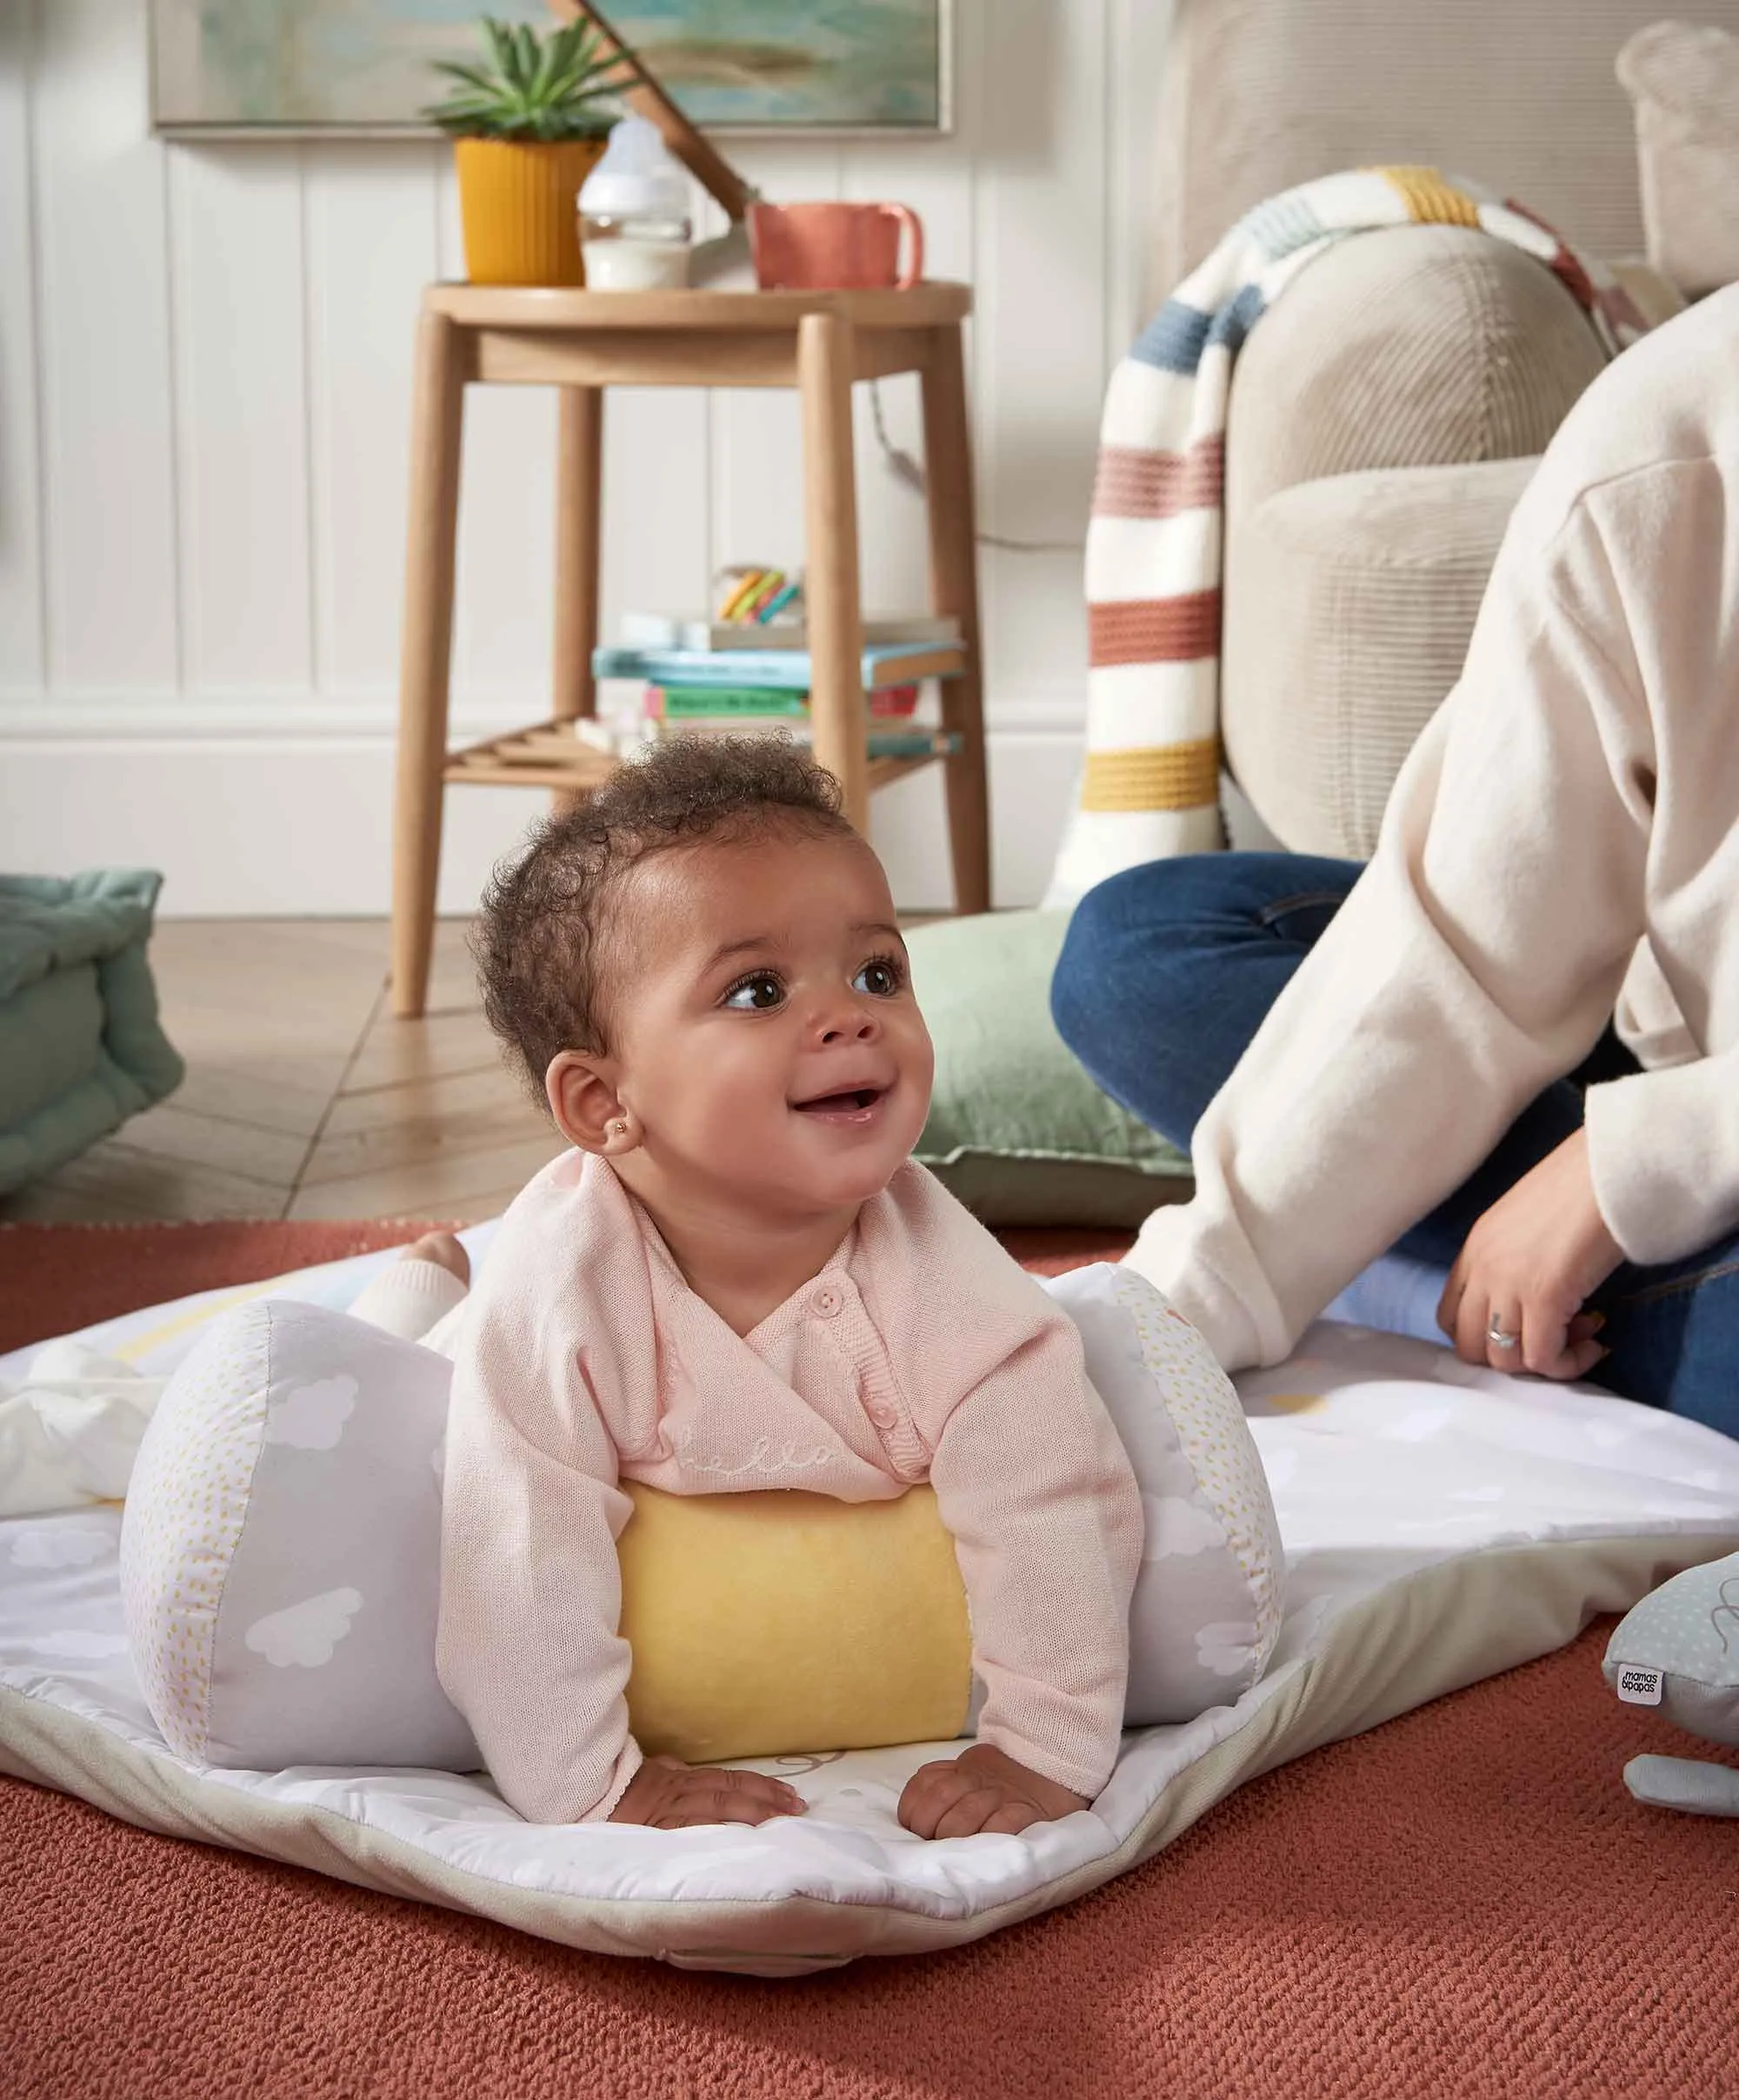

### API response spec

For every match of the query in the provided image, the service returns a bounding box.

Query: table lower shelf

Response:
[443,720,963,795]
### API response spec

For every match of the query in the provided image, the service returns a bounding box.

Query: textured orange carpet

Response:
[3,1222,1736,2100]
[0,1218,470,1358]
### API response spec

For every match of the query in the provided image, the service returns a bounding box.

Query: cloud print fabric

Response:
[244,1587,365,1670]
[263,1374,356,1450]
[120,1301,478,1771]
[118,1269,1283,1783]
[1046,1264,1283,1721]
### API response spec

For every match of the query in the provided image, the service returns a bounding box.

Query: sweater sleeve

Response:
[1584,1047,1739,1265]
[1126,496,1659,1368]
[435,1234,643,1825]
[348,1257,470,1343]
[927,1310,1143,1799]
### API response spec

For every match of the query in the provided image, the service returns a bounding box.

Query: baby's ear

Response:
[545,1050,635,1155]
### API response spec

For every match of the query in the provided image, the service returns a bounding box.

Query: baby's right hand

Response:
[608,1753,807,1830]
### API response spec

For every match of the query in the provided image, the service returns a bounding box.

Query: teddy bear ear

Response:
[1622,1754,1739,1820]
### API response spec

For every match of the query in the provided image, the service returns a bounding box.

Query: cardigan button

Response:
[811,1285,843,1318]
[867,1400,897,1430]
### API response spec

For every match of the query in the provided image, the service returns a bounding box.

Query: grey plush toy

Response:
[1605,1550,1739,1816]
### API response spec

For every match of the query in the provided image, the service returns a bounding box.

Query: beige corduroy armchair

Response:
[1150,0,1701,859]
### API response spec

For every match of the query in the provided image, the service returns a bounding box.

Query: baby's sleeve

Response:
[348,1256,469,1344]
[927,1305,1143,1801]
[435,1246,643,1825]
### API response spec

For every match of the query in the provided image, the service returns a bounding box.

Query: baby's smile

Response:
[790,1077,896,1126]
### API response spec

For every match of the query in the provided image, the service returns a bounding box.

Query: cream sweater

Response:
[436,1152,1143,1824]
[1129,283,1739,1370]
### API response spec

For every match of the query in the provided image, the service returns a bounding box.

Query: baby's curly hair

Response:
[473,735,854,1102]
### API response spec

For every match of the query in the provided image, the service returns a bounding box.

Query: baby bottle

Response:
[578,116,694,290]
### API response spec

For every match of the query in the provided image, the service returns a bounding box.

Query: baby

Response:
[367,737,1143,1835]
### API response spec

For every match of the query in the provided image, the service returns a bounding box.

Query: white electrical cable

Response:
[867,381,1081,555]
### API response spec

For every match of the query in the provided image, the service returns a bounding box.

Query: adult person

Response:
[1050,282,1739,1438]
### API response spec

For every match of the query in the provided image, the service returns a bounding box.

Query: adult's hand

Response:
[1436,1127,1622,1379]
[609,1753,806,1830]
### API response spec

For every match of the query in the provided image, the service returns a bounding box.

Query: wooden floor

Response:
[0,921,563,1227]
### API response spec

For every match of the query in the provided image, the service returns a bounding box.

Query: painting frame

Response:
[147,1,955,140]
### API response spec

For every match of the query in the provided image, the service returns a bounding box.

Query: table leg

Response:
[797,312,869,834]
[391,310,467,1019]
[920,323,991,915]
[552,385,604,817]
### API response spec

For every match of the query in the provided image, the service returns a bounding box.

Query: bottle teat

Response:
[579,115,692,223]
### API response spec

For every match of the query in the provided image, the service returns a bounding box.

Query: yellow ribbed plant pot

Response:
[454,136,610,287]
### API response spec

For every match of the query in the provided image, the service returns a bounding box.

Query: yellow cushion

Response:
[618,1483,972,1764]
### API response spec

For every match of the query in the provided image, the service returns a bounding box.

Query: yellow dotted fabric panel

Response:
[1110,1270,1285,1664]
[118,1314,273,1761]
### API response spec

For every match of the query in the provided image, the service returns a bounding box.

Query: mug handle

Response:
[882,204,924,290]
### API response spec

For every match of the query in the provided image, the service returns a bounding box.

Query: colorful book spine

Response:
[862,730,961,758]
[619,611,962,653]
[645,686,809,718]
[870,683,920,720]
[595,643,964,690]
[650,722,961,761]
[645,683,922,721]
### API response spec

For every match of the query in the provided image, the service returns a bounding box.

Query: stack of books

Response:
[644,683,921,731]
[618,611,961,654]
[596,615,966,760]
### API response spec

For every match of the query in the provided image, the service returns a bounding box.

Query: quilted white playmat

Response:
[3,1230,1738,1976]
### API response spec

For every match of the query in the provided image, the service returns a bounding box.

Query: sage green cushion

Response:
[908,910,1189,1228]
[0,870,185,1196]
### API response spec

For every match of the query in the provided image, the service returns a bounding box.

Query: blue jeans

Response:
[1050,853,1739,1438]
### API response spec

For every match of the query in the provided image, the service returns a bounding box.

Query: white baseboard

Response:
[0,697,1087,917]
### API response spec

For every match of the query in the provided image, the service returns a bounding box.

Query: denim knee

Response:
[1051,858,1236,1054]
[1050,865,1152,1054]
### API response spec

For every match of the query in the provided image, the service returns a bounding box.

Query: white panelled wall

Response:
[0,0,1170,915]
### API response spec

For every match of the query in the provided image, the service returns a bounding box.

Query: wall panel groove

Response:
[0,0,1163,910]
[0,0,48,691]
[296,146,322,695]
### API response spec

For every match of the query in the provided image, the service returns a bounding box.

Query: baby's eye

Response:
[722,971,785,1011]
[853,957,903,997]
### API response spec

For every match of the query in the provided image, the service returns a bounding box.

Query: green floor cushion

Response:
[0,871,184,1196]
[908,909,1190,1228]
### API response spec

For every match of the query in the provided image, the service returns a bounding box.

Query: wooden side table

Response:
[391,281,989,1018]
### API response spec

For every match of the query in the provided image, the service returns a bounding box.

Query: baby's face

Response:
[605,829,935,1217]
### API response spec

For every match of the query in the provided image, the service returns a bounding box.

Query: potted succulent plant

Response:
[425,15,631,287]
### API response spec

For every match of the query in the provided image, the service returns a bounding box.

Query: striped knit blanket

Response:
[1043,167,1649,910]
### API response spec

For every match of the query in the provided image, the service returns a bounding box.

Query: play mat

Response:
[3,1227,1738,1976]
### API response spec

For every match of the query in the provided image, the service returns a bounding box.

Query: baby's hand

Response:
[897,1742,1089,1839]
[609,1753,807,1830]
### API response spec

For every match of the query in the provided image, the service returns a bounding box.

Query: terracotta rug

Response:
[3,1222,1736,2099]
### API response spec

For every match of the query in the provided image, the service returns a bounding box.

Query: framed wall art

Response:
[150,1,951,137]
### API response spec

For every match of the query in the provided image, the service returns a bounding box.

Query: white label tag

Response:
[1616,1663,1664,1708]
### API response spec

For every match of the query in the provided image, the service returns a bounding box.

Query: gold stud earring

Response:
[608,1118,629,1142]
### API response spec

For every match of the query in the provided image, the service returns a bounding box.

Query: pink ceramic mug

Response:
[749,202,925,291]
